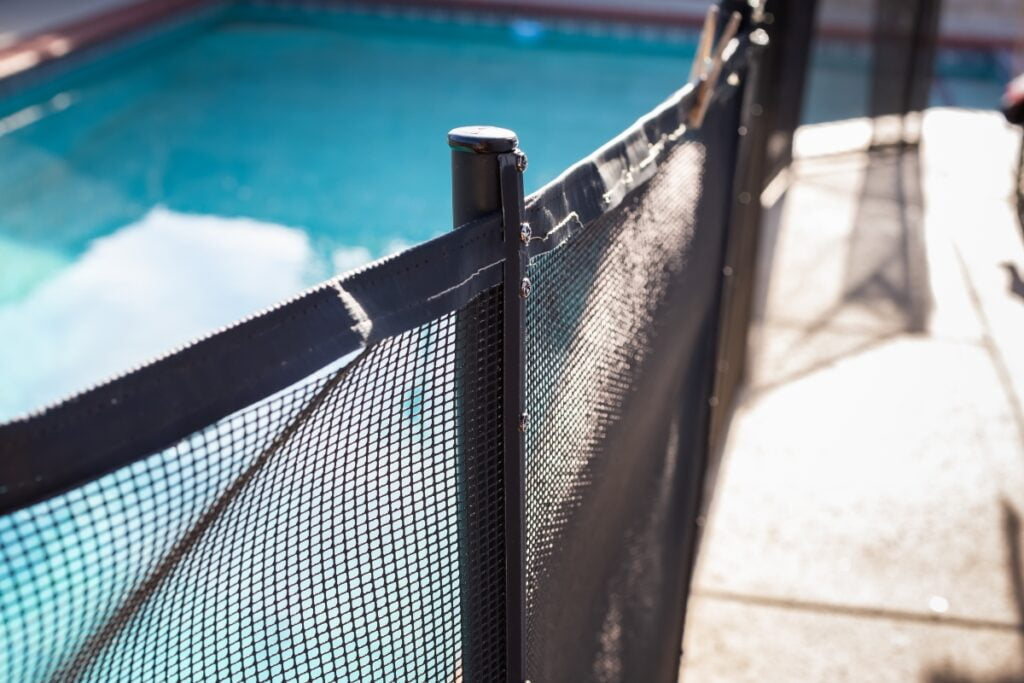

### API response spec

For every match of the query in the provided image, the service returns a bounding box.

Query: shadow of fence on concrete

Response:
[748,145,932,396]
[842,146,931,333]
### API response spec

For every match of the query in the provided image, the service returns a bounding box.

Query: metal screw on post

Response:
[520,222,532,244]
[515,150,529,173]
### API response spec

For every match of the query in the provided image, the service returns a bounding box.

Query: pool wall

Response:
[0,1,229,107]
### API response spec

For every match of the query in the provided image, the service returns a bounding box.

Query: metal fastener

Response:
[519,278,532,299]
[520,222,532,244]
[518,412,529,432]
[514,149,529,173]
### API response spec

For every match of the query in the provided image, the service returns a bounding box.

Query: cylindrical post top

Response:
[448,126,518,154]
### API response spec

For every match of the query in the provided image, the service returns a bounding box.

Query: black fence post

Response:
[448,125,527,683]
[869,0,943,146]
[705,0,759,456]
[760,0,819,176]
[707,0,818,442]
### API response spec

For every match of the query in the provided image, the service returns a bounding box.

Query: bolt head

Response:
[519,278,532,299]
[519,222,532,244]
[515,150,529,173]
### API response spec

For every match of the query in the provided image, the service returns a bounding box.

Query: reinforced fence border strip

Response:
[0,212,502,513]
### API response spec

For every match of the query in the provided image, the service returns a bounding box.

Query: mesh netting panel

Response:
[524,135,728,682]
[0,287,504,682]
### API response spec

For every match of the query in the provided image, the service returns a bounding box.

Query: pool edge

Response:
[0,0,225,84]
[0,0,1015,91]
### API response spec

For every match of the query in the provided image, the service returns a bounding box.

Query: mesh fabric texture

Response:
[0,37,757,681]
[523,101,740,682]
[0,287,505,682]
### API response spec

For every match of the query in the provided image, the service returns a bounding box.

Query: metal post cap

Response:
[448,126,518,154]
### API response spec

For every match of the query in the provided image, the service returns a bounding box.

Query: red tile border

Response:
[0,0,217,81]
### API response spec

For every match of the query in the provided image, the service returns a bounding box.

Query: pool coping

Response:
[0,0,1016,90]
[0,0,220,83]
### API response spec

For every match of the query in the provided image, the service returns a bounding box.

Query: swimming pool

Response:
[0,5,701,420]
[0,3,1009,421]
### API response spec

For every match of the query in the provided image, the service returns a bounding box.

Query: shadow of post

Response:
[921,500,1024,683]
[1000,263,1024,302]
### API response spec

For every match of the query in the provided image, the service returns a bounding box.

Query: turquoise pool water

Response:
[0,7,699,420]
[0,5,1009,421]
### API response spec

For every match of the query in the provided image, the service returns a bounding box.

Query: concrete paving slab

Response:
[701,336,1024,626]
[921,110,1024,441]
[681,109,1024,680]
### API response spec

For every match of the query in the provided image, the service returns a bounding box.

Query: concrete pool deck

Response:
[679,109,1024,681]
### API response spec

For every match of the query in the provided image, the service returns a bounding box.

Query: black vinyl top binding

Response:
[0,213,505,514]
[0,40,747,514]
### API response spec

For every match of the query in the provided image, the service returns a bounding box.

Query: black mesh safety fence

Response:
[0,4,811,681]
[749,0,819,185]
[520,55,744,679]
[1,284,507,682]
[869,0,942,139]
[707,0,819,457]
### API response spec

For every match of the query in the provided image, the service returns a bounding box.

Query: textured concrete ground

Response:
[679,110,1024,682]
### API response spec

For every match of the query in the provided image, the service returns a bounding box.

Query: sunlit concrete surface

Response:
[680,109,1024,682]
